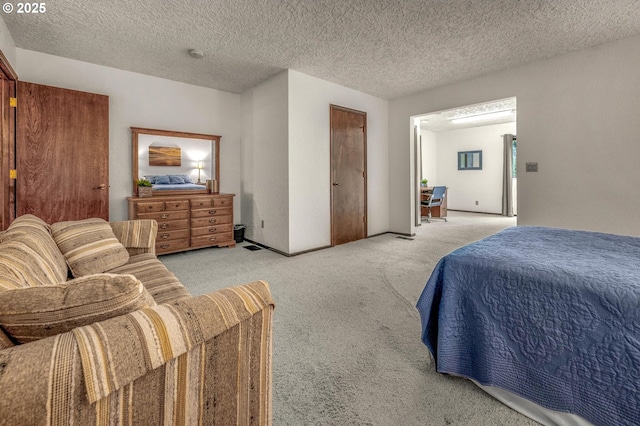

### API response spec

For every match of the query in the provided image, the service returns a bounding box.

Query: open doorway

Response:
[412,97,517,224]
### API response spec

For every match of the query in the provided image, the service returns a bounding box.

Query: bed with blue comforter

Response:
[417,226,640,426]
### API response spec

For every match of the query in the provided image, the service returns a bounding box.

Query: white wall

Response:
[288,70,389,253]
[16,49,242,222]
[435,122,516,214]
[390,35,640,237]
[241,70,389,254]
[241,71,290,253]
[420,129,437,186]
[0,16,16,68]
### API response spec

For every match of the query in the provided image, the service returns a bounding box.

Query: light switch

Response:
[526,162,538,172]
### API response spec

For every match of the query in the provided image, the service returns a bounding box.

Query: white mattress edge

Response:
[472,380,594,426]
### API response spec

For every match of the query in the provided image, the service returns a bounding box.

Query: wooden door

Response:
[330,105,367,246]
[17,82,109,222]
[0,51,17,230]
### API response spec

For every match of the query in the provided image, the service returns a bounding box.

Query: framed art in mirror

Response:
[131,127,220,196]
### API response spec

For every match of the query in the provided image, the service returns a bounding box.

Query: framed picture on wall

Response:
[458,150,482,170]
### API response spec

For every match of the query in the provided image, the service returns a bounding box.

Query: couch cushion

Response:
[0,273,156,344]
[0,327,14,349]
[51,218,130,277]
[0,214,68,285]
[0,244,62,290]
[108,253,190,304]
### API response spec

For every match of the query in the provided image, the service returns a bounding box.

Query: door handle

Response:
[96,183,107,190]
[332,183,341,186]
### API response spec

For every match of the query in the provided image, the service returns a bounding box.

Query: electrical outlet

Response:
[261,220,264,228]
[526,162,539,172]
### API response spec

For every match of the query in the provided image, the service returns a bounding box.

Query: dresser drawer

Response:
[137,201,166,213]
[191,215,232,228]
[191,224,233,237]
[157,219,189,231]
[137,211,189,221]
[156,239,190,254]
[164,200,189,211]
[213,197,233,208]
[157,229,190,242]
[191,198,214,209]
[191,233,233,247]
[191,207,232,218]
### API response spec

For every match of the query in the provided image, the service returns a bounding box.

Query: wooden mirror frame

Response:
[131,127,221,196]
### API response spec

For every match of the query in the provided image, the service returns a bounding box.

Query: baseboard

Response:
[381,231,415,237]
[244,232,418,256]
[447,209,507,216]
[243,239,332,257]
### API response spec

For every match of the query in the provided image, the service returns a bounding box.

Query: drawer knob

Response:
[209,227,217,232]
[161,213,169,219]
[210,237,217,241]
[160,223,169,229]
[161,233,169,239]
[160,244,169,249]
[209,210,217,214]
[209,219,217,223]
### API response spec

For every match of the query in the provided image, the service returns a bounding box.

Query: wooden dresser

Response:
[127,193,236,255]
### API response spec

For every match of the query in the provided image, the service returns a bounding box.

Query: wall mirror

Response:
[131,127,220,196]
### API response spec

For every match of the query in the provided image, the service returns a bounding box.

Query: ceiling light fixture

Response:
[188,49,204,59]
[451,110,514,124]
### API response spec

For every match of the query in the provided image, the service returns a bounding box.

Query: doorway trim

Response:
[0,49,17,231]
[330,104,367,246]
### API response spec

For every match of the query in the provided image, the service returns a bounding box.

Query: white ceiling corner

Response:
[4,1,640,99]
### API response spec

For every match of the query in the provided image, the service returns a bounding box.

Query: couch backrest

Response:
[0,215,68,290]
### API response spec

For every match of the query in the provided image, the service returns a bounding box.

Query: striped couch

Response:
[0,214,274,425]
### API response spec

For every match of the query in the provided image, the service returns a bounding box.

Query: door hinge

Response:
[9,169,17,179]
[9,97,17,108]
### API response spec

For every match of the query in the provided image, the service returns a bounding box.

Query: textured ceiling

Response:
[4,0,640,99]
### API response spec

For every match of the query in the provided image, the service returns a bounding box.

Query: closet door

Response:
[330,105,367,246]
[17,82,109,222]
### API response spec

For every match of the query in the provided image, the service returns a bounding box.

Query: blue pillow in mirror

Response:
[168,175,185,184]
[145,175,157,184]
[181,174,194,184]
[155,175,170,185]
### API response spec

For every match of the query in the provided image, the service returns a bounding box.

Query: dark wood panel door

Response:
[17,82,109,222]
[330,105,367,246]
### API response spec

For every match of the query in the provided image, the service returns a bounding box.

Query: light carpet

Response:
[161,211,538,425]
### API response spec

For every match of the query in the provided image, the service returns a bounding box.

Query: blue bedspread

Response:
[152,183,205,191]
[417,226,640,426]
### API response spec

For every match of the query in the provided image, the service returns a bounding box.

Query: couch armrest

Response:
[0,280,274,425]
[110,219,157,256]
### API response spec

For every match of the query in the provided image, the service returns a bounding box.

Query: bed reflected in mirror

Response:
[131,127,220,196]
